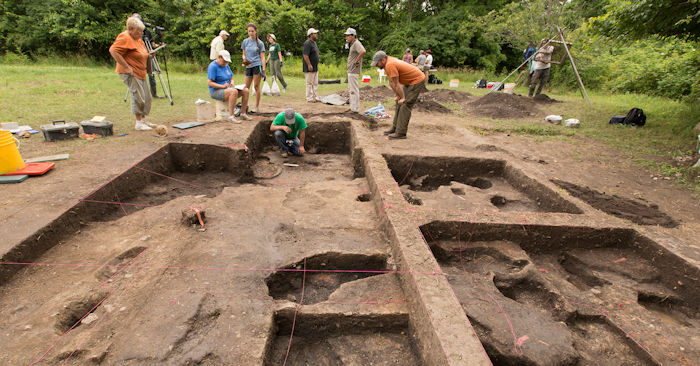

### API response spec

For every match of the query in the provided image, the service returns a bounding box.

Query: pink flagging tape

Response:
[31,248,148,365]
[133,166,209,189]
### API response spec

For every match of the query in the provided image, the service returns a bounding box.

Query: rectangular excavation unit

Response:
[0,121,423,365]
[384,154,582,213]
[420,221,700,365]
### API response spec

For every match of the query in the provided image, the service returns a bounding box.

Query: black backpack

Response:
[622,108,646,126]
[477,79,487,88]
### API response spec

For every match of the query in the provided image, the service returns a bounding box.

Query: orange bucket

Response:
[0,130,25,174]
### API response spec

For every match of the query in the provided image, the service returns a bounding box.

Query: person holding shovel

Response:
[371,51,426,140]
[529,38,554,97]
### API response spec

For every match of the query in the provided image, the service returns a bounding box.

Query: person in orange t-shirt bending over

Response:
[370,51,426,139]
[109,16,156,131]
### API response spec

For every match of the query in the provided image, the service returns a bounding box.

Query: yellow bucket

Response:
[0,130,25,174]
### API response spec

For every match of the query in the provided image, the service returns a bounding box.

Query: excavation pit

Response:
[385,154,582,213]
[421,221,700,365]
[264,311,421,365]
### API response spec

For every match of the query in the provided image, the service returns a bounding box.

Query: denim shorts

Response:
[210,88,225,101]
[245,66,262,77]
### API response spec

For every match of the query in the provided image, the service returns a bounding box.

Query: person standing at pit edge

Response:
[241,23,266,113]
[371,51,426,140]
[344,28,365,113]
[266,34,287,91]
[403,49,413,64]
[303,28,320,102]
[210,30,229,60]
[529,38,554,97]
[423,49,433,85]
[109,16,155,131]
[271,108,307,158]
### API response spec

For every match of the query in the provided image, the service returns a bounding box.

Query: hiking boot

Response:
[152,94,165,99]
[134,121,153,131]
[387,133,406,140]
[281,152,289,158]
[383,128,395,136]
[239,114,253,121]
[226,115,241,124]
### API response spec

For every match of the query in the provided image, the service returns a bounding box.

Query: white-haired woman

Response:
[109,16,155,130]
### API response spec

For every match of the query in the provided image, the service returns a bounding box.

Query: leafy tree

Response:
[592,0,700,40]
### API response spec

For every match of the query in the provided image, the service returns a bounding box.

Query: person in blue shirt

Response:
[270,108,307,158]
[206,50,252,122]
[241,22,266,114]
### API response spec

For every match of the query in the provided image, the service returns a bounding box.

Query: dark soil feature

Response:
[95,246,147,280]
[552,180,679,227]
[467,93,540,119]
[264,312,419,366]
[533,93,561,103]
[55,290,110,332]
[356,193,371,202]
[402,191,423,205]
[265,252,388,304]
[420,89,472,103]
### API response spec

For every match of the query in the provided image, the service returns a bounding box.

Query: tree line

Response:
[1,0,698,101]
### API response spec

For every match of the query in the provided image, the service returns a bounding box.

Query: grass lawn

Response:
[1,62,698,192]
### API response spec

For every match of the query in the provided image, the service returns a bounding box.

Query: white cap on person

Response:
[344,28,356,36]
[371,51,387,67]
[218,50,232,63]
[284,108,296,124]
[220,30,230,36]
[307,28,319,36]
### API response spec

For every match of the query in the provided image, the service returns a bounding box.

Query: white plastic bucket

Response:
[503,83,515,94]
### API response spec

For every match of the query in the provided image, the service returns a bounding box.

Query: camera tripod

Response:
[124,38,173,105]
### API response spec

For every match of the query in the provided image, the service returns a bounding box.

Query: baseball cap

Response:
[344,28,356,36]
[426,49,431,53]
[268,33,276,41]
[370,51,387,67]
[218,50,232,63]
[220,30,230,36]
[307,28,319,36]
[284,108,296,124]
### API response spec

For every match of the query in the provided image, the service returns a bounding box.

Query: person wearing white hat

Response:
[210,30,229,60]
[303,28,320,102]
[266,33,287,91]
[344,27,365,113]
[206,50,252,123]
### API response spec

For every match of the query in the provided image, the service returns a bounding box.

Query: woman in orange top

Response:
[109,16,155,131]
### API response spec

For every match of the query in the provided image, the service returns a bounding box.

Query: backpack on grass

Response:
[622,108,646,127]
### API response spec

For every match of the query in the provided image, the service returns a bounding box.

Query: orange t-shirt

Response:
[109,31,148,80]
[384,56,425,86]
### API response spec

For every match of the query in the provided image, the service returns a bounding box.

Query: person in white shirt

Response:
[423,49,433,85]
[529,38,554,97]
[210,30,229,60]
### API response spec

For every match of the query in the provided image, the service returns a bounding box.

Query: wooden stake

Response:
[557,26,592,107]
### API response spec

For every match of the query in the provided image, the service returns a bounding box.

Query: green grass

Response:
[1,60,698,192]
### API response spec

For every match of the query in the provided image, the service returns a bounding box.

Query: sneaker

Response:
[143,120,157,128]
[239,113,253,121]
[226,115,241,124]
[249,107,258,114]
[281,152,289,158]
[135,121,153,131]
[383,129,395,136]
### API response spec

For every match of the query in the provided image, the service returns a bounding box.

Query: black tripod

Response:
[124,37,173,105]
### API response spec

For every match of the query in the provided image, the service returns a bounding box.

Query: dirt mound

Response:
[415,100,452,114]
[337,85,394,101]
[467,93,539,119]
[552,180,679,227]
[533,93,560,103]
[421,89,472,103]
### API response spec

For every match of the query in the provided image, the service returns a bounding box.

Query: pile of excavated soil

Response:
[420,89,472,104]
[533,93,561,103]
[552,180,679,227]
[467,93,540,119]
[337,85,394,101]
[415,100,452,114]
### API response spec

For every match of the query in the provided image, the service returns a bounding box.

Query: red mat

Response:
[2,162,55,176]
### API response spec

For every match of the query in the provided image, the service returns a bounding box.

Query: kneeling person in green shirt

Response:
[271,108,307,157]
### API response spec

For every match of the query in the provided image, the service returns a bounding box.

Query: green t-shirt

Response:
[269,43,281,60]
[273,111,307,138]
